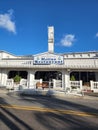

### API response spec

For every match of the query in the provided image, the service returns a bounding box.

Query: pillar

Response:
[80,80,83,90]
[62,70,70,90]
[0,69,2,84]
[53,79,56,88]
[28,70,35,88]
[0,69,8,86]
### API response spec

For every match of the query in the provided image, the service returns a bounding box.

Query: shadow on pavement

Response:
[0,97,33,130]
[1,89,98,130]
[18,94,98,130]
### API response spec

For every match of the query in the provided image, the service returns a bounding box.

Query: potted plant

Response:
[70,75,75,81]
[13,75,21,84]
[70,75,76,89]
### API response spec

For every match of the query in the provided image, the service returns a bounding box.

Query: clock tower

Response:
[48,26,54,53]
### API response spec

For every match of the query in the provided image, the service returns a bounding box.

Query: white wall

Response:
[0,52,16,59]
[0,69,8,86]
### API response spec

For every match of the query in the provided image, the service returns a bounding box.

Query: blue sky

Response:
[0,0,98,55]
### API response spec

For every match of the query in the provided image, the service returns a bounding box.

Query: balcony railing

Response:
[0,58,98,69]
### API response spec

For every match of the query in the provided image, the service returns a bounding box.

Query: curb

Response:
[6,89,98,101]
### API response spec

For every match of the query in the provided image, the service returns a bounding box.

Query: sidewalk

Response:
[82,92,98,100]
[50,90,98,100]
[0,88,98,100]
[0,88,8,94]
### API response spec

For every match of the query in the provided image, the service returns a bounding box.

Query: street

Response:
[0,90,98,130]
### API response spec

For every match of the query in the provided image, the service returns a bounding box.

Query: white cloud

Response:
[0,9,16,34]
[95,32,98,38]
[60,34,76,47]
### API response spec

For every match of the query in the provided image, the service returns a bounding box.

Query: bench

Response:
[36,82,49,89]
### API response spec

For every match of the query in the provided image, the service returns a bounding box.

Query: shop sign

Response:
[34,55,64,65]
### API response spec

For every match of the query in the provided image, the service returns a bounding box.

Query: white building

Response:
[0,26,98,92]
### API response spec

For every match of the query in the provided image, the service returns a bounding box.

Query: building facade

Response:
[0,26,98,92]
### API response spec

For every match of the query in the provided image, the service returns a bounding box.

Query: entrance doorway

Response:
[8,70,28,79]
[70,71,95,86]
[35,71,62,81]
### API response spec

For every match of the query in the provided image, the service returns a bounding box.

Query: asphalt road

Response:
[0,90,98,130]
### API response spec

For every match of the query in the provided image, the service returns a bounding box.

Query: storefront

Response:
[0,26,98,92]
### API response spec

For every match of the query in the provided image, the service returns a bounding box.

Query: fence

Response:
[6,78,28,90]
[34,79,62,90]
[90,81,98,92]
[6,79,14,89]
[70,80,82,91]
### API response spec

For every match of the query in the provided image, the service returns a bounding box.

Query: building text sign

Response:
[34,55,64,65]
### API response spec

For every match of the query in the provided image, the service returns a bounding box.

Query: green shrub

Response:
[70,75,75,81]
[13,75,21,83]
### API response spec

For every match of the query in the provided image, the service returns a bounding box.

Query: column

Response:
[62,70,65,90]
[65,70,70,89]
[80,80,83,90]
[53,79,56,88]
[0,69,2,84]
[28,70,35,88]
[62,70,70,90]
[1,69,8,86]
[90,80,94,91]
